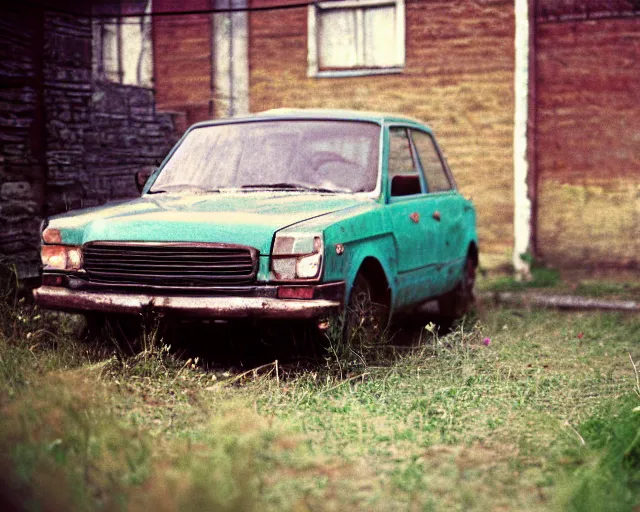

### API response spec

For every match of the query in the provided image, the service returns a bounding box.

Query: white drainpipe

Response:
[513,0,532,280]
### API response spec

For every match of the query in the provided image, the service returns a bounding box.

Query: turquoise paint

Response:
[45,111,478,318]
[49,193,367,254]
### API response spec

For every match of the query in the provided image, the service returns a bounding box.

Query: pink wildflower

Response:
[483,337,491,346]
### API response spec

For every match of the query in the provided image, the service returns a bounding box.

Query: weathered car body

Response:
[34,109,478,324]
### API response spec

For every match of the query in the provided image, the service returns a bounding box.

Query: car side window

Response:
[411,130,452,193]
[388,127,422,197]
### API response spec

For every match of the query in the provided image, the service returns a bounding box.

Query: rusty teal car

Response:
[33,109,478,333]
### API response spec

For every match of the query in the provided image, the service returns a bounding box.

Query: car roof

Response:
[190,108,433,132]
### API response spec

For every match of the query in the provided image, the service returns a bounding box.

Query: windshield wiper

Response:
[147,184,220,195]
[241,183,337,193]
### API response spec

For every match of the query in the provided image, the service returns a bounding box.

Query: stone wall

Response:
[44,12,178,215]
[83,82,177,208]
[0,7,179,277]
[0,6,46,277]
[42,12,94,215]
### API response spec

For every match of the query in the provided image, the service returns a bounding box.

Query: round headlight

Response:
[67,247,83,270]
[41,245,83,271]
[41,245,68,270]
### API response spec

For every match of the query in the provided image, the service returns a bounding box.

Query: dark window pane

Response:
[412,131,451,193]
[388,127,421,196]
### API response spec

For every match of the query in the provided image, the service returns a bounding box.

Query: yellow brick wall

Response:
[249,0,516,259]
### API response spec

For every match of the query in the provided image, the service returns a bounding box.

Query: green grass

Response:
[478,267,640,302]
[1,280,639,510]
[478,266,562,292]
[553,395,640,512]
[572,281,640,301]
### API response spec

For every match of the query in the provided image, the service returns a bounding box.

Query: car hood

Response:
[48,192,370,254]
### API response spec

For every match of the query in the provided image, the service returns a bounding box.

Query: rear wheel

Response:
[438,255,476,320]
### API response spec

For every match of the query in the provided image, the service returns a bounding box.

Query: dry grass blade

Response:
[629,353,640,398]
[563,420,586,446]
[316,372,369,396]
[212,361,278,389]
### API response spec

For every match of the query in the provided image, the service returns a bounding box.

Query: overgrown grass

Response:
[554,394,640,512]
[478,264,640,301]
[1,271,639,510]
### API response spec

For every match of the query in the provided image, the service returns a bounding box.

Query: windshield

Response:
[149,120,380,194]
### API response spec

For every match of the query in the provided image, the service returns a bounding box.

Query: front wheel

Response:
[438,256,476,320]
[343,274,389,346]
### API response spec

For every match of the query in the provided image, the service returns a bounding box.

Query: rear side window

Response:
[411,130,452,193]
[388,127,422,197]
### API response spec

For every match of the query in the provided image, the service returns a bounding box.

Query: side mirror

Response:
[135,167,154,194]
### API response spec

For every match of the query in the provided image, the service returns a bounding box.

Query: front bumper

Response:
[33,285,342,319]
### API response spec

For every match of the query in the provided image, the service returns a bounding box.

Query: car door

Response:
[410,129,465,294]
[386,126,443,308]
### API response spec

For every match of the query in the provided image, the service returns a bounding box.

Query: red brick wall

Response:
[249,0,516,258]
[537,0,640,19]
[152,0,213,125]
[535,16,640,267]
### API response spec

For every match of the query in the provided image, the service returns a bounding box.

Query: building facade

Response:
[1,0,638,276]
[155,0,518,263]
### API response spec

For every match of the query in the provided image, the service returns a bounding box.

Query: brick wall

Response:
[535,14,640,268]
[537,0,640,19]
[249,0,516,258]
[153,0,213,126]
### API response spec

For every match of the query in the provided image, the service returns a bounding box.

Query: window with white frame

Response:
[92,0,153,87]
[308,0,405,77]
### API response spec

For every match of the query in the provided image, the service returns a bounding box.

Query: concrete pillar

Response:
[213,0,249,118]
[513,0,532,280]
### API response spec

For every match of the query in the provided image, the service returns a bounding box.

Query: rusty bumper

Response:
[33,286,341,319]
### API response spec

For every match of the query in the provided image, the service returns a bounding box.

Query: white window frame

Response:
[92,0,153,88]
[307,0,405,78]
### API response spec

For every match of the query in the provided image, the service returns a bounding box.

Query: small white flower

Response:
[424,322,436,333]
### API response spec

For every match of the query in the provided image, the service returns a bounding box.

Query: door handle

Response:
[432,211,441,221]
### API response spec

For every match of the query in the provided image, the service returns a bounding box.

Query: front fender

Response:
[281,201,400,313]
[345,241,397,307]
[323,230,398,312]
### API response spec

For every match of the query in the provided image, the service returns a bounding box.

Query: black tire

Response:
[343,274,389,345]
[438,255,476,320]
[83,312,143,346]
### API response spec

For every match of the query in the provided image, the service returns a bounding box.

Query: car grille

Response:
[83,243,258,287]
